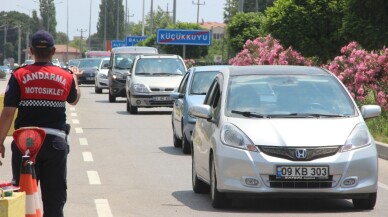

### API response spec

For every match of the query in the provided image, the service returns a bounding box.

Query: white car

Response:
[125,54,186,114]
[95,58,110,93]
[190,65,381,209]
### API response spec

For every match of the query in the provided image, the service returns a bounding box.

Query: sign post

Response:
[125,36,147,46]
[156,29,212,46]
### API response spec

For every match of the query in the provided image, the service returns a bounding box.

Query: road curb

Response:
[376,141,388,160]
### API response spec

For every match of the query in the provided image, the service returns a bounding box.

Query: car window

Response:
[226,74,355,116]
[114,54,137,69]
[178,72,190,94]
[190,71,219,95]
[78,59,102,68]
[134,58,185,76]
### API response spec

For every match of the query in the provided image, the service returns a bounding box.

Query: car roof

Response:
[191,65,229,72]
[111,46,158,54]
[225,65,330,76]
[136,54,182,59]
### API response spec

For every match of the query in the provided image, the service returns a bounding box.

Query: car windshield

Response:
[134,58,185,76]
[114,54,138,69]
[226,74,355,117]
[78,58,102,68]
[190,71,219,95]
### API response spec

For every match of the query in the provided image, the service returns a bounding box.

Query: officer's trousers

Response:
[12,134,69,217]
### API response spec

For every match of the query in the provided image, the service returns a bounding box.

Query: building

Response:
[24,44,80,64]
[199,21,226,40]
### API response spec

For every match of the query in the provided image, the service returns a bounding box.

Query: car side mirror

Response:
[108,65,112,69]
[190,105,212,120]
[361,105,381,119]
[170,92,183,99]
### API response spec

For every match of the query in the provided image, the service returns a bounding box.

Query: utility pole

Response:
[88,0,92,51]
[192,0,205,24]
[126,11,134,36]
[77,28,87,58]
[173,0,176,24]
[149,0,154,36]
[141,0,145,36]
[116,0,120,39]
[238,0,245,12]
[103,0,107,50]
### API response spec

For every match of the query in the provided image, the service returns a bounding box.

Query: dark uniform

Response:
[4,62,78,217]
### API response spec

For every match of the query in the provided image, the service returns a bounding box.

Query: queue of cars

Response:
[71,47,382,210]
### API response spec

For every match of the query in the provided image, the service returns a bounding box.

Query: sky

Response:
[1,0,226,39]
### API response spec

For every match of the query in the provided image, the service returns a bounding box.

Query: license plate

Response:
[86,77,94,80]
[152,96,171,101]
[276,166,329,179]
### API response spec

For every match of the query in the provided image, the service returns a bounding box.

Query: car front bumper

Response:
[130,92,174,108]
[214,142,378,198]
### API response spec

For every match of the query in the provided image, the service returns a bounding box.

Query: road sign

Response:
[156,29,212,46]
[111,40,126,48]
[125,36,147,46]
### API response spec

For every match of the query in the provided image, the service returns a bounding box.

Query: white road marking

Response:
[378,182,388,191]
[95,199,113,217]
[72,119,80,124]
[71,113,77,117]
[69,107,76,111]
[87,171,101,185]
[75,127,83,134]
[79,138,88,146]
[82,152,94,162]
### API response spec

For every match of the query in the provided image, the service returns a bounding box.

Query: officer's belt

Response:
[42,128,67,140]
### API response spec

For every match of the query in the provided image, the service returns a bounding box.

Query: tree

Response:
[261,0,346,63]
[56,32,68,44]
[341,0,388,51]
[223,0,239,24]
[38,0,59,38]
[96,0,125,46]
[227,12,265,55]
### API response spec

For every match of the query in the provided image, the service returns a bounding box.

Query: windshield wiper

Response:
[191,92,207,95]
[231,110,266,118]
[286,113,346,118]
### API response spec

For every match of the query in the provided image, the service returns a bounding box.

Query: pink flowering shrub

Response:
[323,42,387,110]
[228,35,312,66]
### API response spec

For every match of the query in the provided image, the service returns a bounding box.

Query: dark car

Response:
[76,58,103,85]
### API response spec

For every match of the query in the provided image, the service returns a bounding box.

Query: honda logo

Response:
[295,149,307,159]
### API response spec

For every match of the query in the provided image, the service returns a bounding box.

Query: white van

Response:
[108,46,158,102]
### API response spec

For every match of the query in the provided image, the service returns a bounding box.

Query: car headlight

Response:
[220,123,258,152]
[133,83,150,93]
[112,71,125,79]
[341,123,372,152]
[99,74,108,79]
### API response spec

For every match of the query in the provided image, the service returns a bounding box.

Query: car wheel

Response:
[182,132,191,154]
[172,122,182,148]
[352,193,377,210]
[128,94,138,114]
[192,151,209,193]
[210,155,230,208]
[126,98,131,112]
[108,90,116,103]
[95,85,102,94]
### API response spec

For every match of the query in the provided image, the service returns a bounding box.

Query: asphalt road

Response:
[1,80,388,217]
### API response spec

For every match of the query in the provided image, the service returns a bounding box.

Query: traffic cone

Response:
[19,156,37,217]
[31,165,42,217]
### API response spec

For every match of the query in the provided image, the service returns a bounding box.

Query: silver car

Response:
[125,54,186,114]
[170,65,228,154]
[95,58,110,93]
[190,65,381,209]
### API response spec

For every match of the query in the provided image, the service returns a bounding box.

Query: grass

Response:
[366,109,388,144]
[361,90,388,144]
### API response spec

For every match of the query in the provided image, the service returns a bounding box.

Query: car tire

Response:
[95,85,102,94]
[126,98,131,112]
[210,155,231,208]
[128,95,138,114]
[182,132,191,154]
[352,193,377,210]
[172,122,182,148]
[108,90,116,103]
[192,151,209,193]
